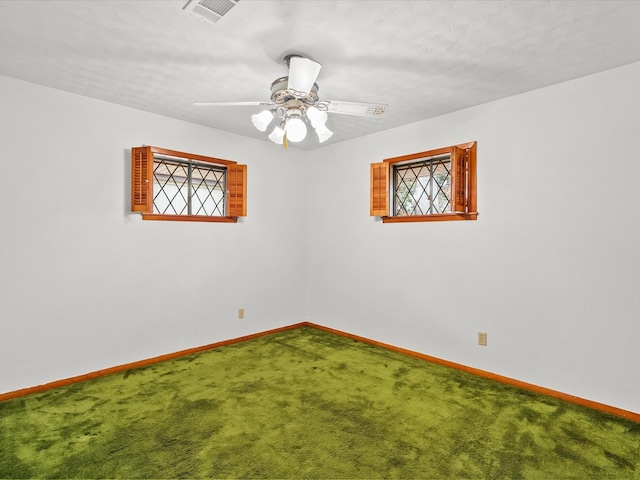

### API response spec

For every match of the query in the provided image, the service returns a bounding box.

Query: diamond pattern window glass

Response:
[369,141,477,223]
[153,157,225,216]
[191,163,225,216]
[393,155,451,216]
[131,146,246,223]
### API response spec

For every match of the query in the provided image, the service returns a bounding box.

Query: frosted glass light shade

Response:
[251,110,274,132]
[268,125,285,144]
[315,124,333,143]
[306,106,328,128]
[285,117,307,142]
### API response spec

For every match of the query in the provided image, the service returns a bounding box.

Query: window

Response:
[131,146,246,222]
[370,141,477,223]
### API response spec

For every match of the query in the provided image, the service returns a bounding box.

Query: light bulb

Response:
[268,125,285,144]
[285,117,307,142]
[251,110,274,132]
[314,123,333,143]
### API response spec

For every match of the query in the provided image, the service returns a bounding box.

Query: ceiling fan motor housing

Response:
[270,76,319,110]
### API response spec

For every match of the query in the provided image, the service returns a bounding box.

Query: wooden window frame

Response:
[131,146,246,223]
[370,141,477,223]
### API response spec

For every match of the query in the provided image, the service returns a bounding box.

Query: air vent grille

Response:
[183,0,239,24]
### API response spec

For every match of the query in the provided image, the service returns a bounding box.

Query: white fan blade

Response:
[287,56,322,96]
[193,101,274,107]
[325,101,387,118]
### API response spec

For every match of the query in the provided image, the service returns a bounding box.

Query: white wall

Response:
[0,75,307,394]
[303,61,640,414]
[2,61,639,415]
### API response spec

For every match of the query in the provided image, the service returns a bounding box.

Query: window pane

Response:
[394,156,451,216]
[152,157,226,216]
[191,165,225,216]
[153,159,189,215]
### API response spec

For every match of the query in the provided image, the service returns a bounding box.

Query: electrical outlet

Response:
[478,332,487,346]
[238,308,244,319]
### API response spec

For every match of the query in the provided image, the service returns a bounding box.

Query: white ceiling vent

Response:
[182,0,240,24]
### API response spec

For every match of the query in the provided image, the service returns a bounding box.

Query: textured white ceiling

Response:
[1,0,640,150]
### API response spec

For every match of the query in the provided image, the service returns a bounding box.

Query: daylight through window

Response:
[152,156,226,216]
[131,146,246,222]
[370,141,477,223]
[393,154,452,216]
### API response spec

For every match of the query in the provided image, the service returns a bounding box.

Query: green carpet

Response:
[1,326,638,479]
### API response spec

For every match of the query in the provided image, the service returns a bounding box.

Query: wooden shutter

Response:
[131,146,153,213]
[227,164,247,217]
[370,161,389,216]
[450,146,469,213]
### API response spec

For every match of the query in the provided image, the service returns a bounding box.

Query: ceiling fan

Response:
[193,54,388,148]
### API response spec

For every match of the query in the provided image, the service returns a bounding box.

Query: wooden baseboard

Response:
[0,322,306,403]
[2,321,638,424]
[303,322,640,424]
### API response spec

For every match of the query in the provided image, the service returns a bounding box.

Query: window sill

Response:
[382,212,478,223]
[141,213,238,223]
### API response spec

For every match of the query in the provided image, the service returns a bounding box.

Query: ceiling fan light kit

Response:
[267,125,285,145]
[250,109,274,132]
[305,106,327,128]
[194,53,387,148]
[314,123,334,143]
[282,108,307,143]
